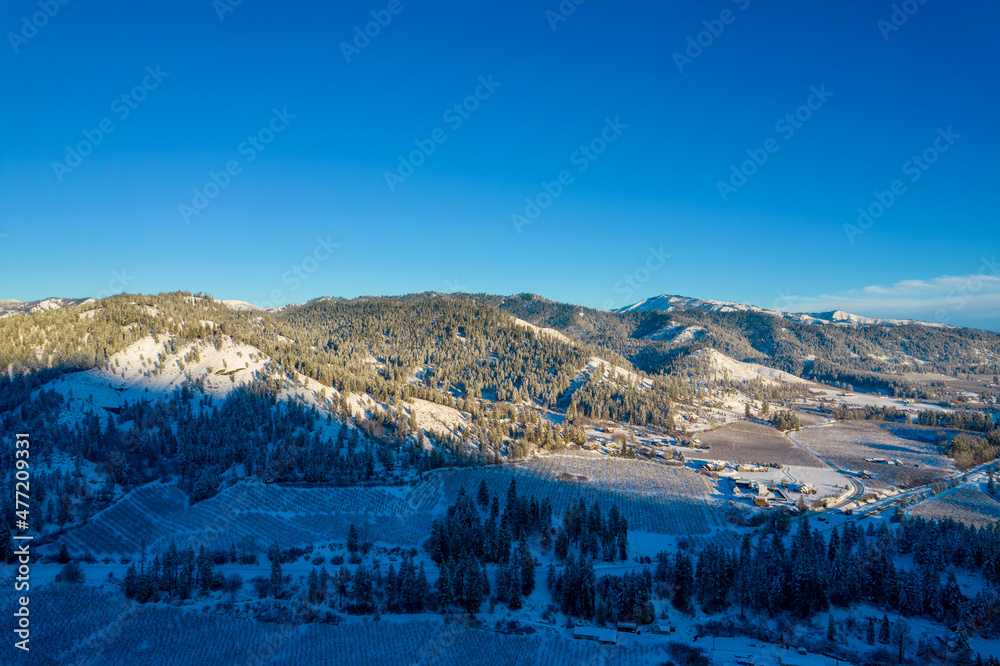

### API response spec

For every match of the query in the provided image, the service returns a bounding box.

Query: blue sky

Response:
[1,0,998,329]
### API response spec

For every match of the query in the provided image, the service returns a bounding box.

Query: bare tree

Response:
[892,619,911,664]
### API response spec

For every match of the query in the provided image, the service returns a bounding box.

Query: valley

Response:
[2,291,1000,665]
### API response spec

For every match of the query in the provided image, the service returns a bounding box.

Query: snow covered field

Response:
[909,486,1000,527]
[434,452,723,536]
[58,481,437,555]
[793,422,955,488]
[691,421,824,468]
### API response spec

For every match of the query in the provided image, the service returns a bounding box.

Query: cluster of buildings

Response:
[572,621,675,646]
[728,477,815,507]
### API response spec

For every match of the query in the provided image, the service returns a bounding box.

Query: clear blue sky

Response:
[2,0,998,329]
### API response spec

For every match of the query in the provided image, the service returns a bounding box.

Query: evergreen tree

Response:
[436,562,452,612]
[123,564,138,599]
[518,540,536,596]
[672,552,694,614]
[477,479,490,511]
[268,543,283,599]
[347,523,360,556]
[878,613,890,644]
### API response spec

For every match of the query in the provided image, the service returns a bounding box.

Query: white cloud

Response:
[775,258,1000,328]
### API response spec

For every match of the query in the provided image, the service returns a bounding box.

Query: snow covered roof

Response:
[573,627,617,643]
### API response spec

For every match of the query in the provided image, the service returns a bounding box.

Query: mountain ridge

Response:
[616,294,953,329]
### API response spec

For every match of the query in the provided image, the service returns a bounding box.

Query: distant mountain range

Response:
[616,294,952,329]
[0,297,95,318]
[2,293,953,330]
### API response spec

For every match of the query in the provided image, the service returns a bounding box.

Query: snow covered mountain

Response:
[0,297,95,318]
[617,294,951,329]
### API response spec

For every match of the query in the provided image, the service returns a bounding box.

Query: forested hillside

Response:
[0,293,681,516]
[484,293,1000,398]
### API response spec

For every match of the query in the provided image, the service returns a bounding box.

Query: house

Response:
[616,621,638,633]
[652,622,675,635]
[573,627,618,644]
[778,650,810,666]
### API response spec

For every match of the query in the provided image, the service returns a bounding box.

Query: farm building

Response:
[617,621,638,633]
[778,648,811,665]
[573,627,617,644]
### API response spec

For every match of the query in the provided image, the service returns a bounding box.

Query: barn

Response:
[573,627,618,644]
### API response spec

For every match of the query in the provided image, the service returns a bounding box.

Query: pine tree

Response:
[672,552,694,614]
[477,479,490,511]
[436,562,452,612]
[555,527,569,560]
[878,613,890,644]
[269,544,283,599]
[347,523,360,556]
[124,564,138,599]
[308,568,322,604]
[415,562,428,612]
[518,540,536,596]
